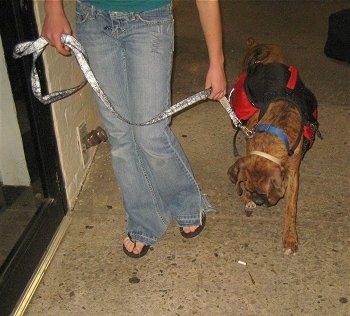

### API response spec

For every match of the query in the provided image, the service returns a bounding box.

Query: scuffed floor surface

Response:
[26,1,350,315]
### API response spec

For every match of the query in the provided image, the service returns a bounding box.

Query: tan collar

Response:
[250,150,282,166]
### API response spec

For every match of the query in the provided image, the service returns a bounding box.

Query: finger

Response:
[60,44,71,56]
[208,88,226,100]
[54,40,71,56]
[46,33,71,56]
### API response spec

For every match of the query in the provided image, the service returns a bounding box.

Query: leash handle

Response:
[13,36,87,104]
[13,34,211,126]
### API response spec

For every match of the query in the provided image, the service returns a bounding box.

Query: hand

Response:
[205,63,227,100]
[196,0,227,100]
[42,2,72,56]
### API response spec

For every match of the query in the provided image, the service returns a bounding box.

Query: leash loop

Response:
[13,36,87,104]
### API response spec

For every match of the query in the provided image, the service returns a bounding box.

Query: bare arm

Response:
[42,0,72,55]
[196,0,226,100]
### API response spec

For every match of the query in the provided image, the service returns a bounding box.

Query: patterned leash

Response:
[13,34,252,134]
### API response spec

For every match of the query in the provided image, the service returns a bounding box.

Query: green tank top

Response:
[84,0,171,12]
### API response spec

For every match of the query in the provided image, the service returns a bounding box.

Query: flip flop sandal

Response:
[180,213,206,239]
[122,233,150,258]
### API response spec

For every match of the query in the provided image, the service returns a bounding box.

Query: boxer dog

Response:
[227,39,320,255]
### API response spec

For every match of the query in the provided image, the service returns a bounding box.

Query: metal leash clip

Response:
[219,96,254,138]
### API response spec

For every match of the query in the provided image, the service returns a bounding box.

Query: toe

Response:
[132,242,145,255]
[182,225,199,234]
[123,237,135,253]
[123,237,145,255]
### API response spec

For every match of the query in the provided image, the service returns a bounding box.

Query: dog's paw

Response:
[244,201,256,217]
[245,201,256,209]
[283,240,298,255]
[283,248,296,256]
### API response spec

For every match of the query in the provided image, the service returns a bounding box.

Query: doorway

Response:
[0,0,66,314]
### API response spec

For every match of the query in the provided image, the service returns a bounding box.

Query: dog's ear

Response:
[243,43,287,70]
[246,37,258,48]
[228,157,248,196]
[268,166,287,202]
[242,43,268,69]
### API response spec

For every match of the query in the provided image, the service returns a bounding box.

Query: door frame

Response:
[0,0,67,314]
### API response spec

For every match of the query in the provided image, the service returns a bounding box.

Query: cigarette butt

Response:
[238,260,247,266]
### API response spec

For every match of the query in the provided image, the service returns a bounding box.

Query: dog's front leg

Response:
[283,171,299,255]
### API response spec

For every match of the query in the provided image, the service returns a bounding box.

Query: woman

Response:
[42,0,226,258]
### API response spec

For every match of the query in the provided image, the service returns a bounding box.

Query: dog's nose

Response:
[252,192,271,207]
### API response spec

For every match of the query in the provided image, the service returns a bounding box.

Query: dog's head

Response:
[241,38,288,71]
[228,156,286,207]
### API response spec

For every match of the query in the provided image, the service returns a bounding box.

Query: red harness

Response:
[230,71,258,121]
[229,64,318,151]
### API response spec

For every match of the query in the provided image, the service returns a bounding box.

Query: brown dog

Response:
[227,39,319,255]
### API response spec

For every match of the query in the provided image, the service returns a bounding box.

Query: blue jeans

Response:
[76,1,213,246]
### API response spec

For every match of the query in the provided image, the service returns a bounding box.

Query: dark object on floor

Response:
[324,9,350,63]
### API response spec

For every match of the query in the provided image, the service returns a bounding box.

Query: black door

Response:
[0,1,66,314]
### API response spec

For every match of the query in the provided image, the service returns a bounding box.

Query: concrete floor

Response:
[26,1,350,315]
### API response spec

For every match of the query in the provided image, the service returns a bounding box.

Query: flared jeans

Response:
[76,1,212,246]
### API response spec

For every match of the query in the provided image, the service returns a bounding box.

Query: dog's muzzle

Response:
[252,192,273,207]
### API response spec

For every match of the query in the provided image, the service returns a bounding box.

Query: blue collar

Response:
[255,124,292,154]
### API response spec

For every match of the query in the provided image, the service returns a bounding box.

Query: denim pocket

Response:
[137,4,173,25]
